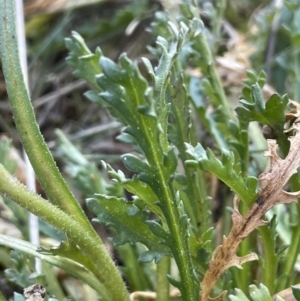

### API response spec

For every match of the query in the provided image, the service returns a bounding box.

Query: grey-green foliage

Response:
[66,15,205,300]
[229,283,284,301]
[62,1,296,299]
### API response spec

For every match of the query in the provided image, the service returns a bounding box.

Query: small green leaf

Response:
[65,31,102,90]
[229,284,285,301]
[228,288,249,301]
[38,240,97,277]
[87,196,172,263]
[236,83,288,141]
[121,154,156,186]
[249,283,273,301]
[96,53,163,164]
[121,154,151,175]
[185,143,258,205]
[276,244,289,256]
[292,286,300,301]
[102,162,164,220]
[145,220,171,244]
[166,274,182,289]
[100,56,126,82]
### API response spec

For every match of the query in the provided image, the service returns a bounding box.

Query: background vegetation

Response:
[1,0,300,300]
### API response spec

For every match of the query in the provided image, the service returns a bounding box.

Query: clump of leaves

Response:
[2,1,300,301]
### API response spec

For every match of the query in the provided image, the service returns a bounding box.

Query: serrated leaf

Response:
[65,31,102,90]
[103,161,164,219]
[87,196,172,263]
[236,84,288,139]
[96,53,163,164]
[185,143,258,205]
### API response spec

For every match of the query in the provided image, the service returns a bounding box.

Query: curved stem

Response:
[0,164,130,301]
[0,0,88,231]
[0,234,109,300]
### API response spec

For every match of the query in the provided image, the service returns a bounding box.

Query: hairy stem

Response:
[154,169,199,300]
[0,165,130,301]
[0,0,89,231]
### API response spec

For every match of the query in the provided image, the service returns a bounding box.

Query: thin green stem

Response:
[259,226,277,294]
[193,33,231,118]
[277,173,300,291]
[0,165,130,301]
[0,0,89,231]
[213,0,227,52]
[126,57,199,299]
[278,203,300,291]
[154,169,199,300]
[294,48,300,103]
[156,256,170,301]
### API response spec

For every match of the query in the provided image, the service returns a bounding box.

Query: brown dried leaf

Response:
[200,122,300,301]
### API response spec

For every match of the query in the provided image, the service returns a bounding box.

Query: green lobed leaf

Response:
[249,283,273,301]
[235,83,289,138]
[65,31,102,90]
[229,284,285,301]
[148,18,204,152]
[97,54,163,165]
[190,77,245,159]
[101,161,164,220]
[185,142,258,205]
[87,196,172,263]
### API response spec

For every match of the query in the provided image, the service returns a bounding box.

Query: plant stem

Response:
[213,0,227,52]
[278,176,300,290]
[294,48,300,103]
[144,139,198,299]
[277,204,300,291]
[0,233,109,299]
[259,226,277,294]
[0,165,130,301]
[0,1,122,291]
[193,34,231,118]
[0,0,89,232]
[156,256,170,301]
